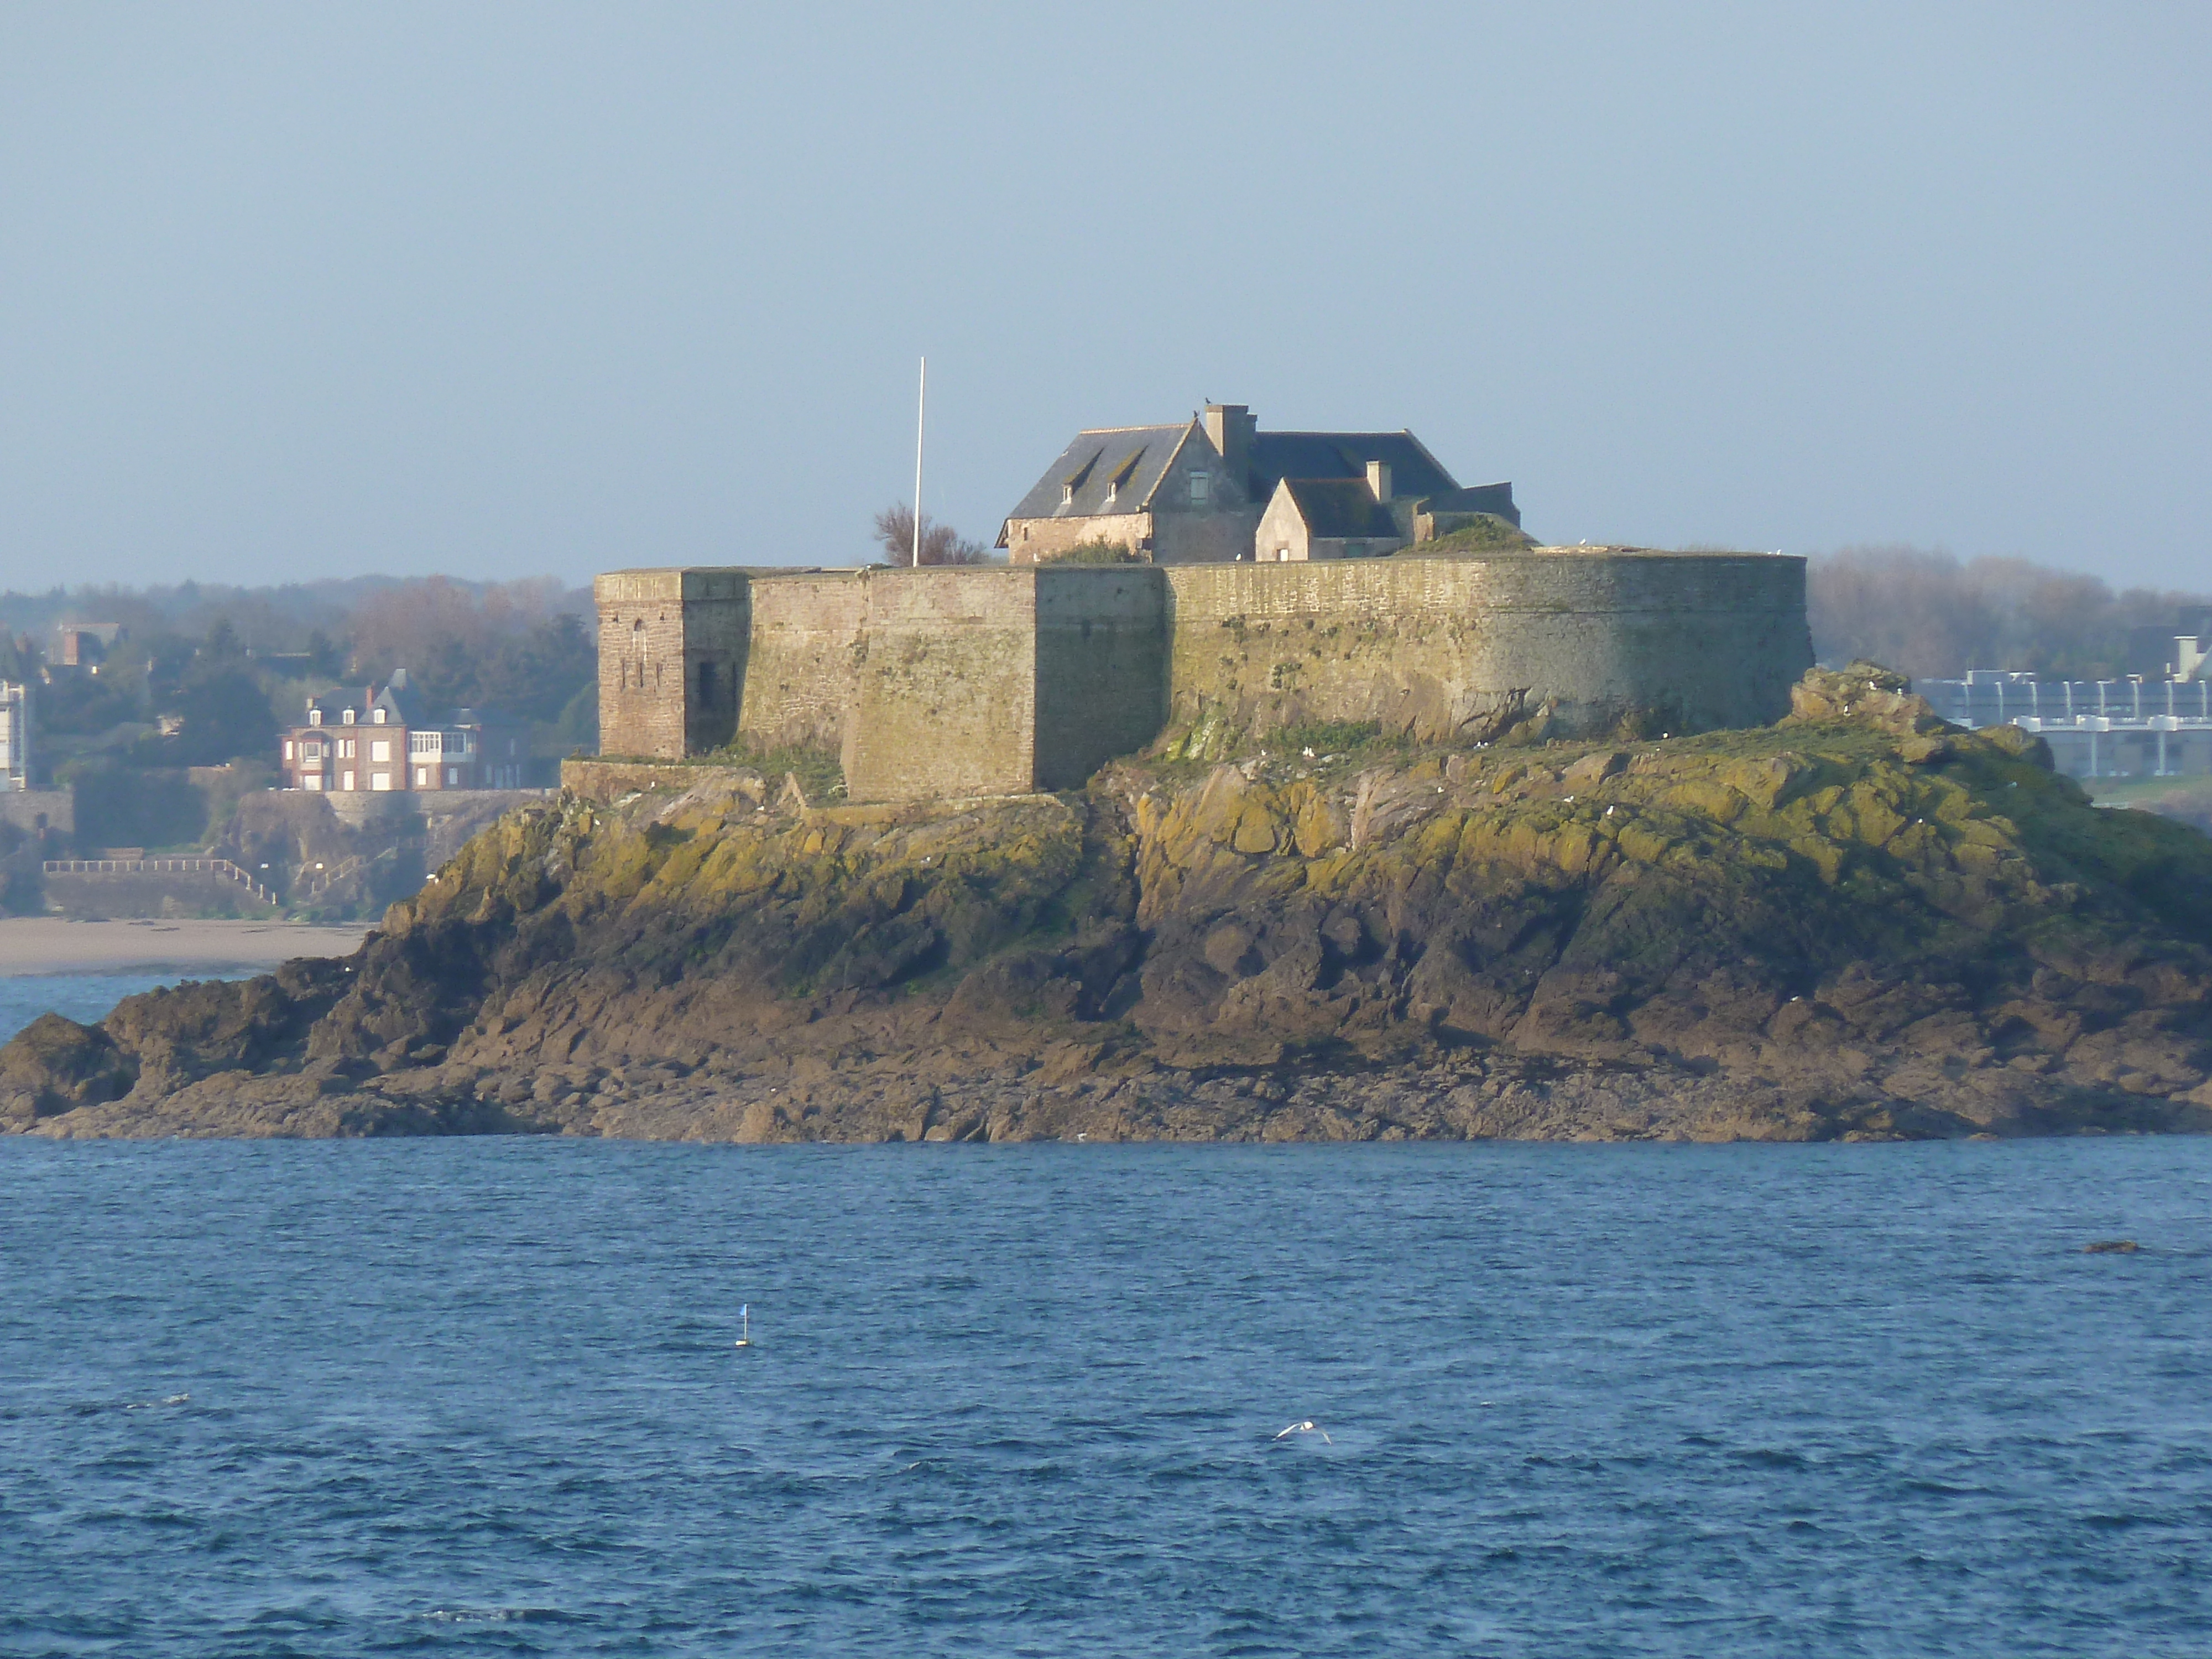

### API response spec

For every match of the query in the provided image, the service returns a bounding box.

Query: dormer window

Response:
[307,708,322,726]
[342,709,357,726]
[372,708,387,725]
[1104,446,1144,510]
[1060,447,1102,509]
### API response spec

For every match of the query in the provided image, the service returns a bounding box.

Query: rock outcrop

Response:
[9,664,2212,1142]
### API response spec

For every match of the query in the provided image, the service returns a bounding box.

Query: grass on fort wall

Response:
[585,741,848,804]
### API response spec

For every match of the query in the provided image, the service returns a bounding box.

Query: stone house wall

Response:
[1006,512,1152,565]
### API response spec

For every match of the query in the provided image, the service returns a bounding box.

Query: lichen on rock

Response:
[9,664,2212,1142]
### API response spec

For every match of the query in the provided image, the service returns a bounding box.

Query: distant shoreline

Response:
[0,919,370,978]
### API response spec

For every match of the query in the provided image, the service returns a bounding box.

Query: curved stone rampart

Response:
[594,552,1812,801]
[1164,552,1809,743]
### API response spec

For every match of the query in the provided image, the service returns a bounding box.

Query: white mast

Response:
[912,356,927,568]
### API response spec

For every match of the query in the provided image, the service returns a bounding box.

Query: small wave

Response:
[120,1392,191,1412]
[422,1605,577,1625]
[1731,1447,1811,1470]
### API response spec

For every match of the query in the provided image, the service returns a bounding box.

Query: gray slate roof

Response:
[1249,432,1456,499]
[1003,423,1196,523]
[1280,479,1401,540]
[1418,482,1521,527]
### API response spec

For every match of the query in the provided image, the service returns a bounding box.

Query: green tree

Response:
[170,663,278,766]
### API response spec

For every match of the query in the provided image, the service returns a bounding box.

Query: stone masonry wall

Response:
[598,568,687,758]
[1006,513,1152,565]
[735,575,864,752]
[596,552,1812,802]
[842,569,1040,803]
[0,791,72,834]
[1150,505,1265,565]
[1032,568,1170,791]
[595,568,752,760]
[1162,553,1811,743]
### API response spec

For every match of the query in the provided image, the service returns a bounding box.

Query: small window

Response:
[284,739,294,759]
[372,708,387,725]
[699,661,717,706]
[1188,471,1211,504]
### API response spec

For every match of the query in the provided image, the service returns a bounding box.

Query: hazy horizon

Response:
[4,3,2207,590]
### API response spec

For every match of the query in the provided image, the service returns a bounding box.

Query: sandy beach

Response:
[0,918,372,977]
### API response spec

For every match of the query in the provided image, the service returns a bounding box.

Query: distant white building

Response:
[0,681,27,791]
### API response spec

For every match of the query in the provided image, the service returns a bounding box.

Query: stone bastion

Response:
[593,552,1812,804]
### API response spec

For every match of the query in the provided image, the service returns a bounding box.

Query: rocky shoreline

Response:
[8,665,2212,1143]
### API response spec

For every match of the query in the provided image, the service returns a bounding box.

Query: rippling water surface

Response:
[0,972,234,1042]
[3,1136,2208,1656]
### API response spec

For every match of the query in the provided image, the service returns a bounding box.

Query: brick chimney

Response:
[1202,403,1255,489]
[1366,458,1392,502]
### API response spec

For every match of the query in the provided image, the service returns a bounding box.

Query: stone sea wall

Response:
[596,553,1811,801]
[1161,554,1809,743]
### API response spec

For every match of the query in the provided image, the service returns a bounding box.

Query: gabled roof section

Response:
[1279,479,1401,540]
[1004,422,1197,524]
[370,670,426,728]
[1249,431,1458,499]
[1416,481,1520,528]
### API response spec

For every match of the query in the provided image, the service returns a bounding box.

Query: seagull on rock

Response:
[1274,1420,1332,1444]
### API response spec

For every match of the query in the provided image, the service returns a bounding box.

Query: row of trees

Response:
[2,577,598,773]
[1807,547,2212,684]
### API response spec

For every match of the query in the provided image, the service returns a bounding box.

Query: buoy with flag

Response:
[734,1305,752,1349]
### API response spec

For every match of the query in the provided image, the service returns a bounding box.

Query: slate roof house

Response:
[999,402,1519,565]
[279,669,529,794]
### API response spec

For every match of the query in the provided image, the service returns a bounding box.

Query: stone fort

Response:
[594,551,1813,804]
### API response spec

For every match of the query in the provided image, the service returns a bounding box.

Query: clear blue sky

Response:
[2,3,2206,588]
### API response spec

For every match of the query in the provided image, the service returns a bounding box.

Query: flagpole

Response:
[912,356,927,568]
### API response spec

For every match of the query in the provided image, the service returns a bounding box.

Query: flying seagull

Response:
[1274,1420,1332,1444]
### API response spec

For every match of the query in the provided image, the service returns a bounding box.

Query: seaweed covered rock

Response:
[11,662,2212,1143]
[0,1014,134,1124]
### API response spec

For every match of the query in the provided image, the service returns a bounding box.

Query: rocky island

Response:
[7,665,2212,1142]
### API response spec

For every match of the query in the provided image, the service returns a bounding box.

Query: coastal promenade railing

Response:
[43,857,279,907]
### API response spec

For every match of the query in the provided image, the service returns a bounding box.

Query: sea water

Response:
[2,1134,2208,1656]
[0,972,244,1043]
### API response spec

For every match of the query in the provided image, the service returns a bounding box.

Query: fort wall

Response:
[597,552,1812,801]
[1034,568,1170,791]
[1162,554,1810,743]
[843,569,1040,802]
[594,568,749,759]
[737,575,863,752]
